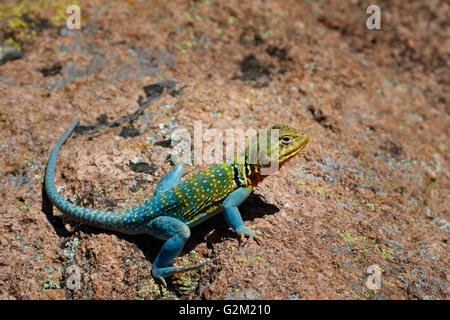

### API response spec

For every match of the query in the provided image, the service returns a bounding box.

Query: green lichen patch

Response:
[0,0,79,47]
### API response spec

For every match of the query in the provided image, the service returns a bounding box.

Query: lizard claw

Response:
[236,225,263,245]
[155,276,167,287]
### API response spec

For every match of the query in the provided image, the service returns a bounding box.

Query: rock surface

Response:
[0,0,448,300]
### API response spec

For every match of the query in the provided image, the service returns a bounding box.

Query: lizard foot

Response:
[236,225,263,245]
[152,258,212,287]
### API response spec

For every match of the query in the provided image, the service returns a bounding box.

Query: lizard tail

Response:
[44,118,146,234]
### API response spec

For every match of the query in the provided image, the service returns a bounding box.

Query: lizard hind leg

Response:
[147,216,209,286]
[153,163,185,198]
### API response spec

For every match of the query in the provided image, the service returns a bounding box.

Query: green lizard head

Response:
[271,124,309,165]
[245,124,309,175]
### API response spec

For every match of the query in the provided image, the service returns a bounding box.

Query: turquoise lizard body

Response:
[44,118,309,285]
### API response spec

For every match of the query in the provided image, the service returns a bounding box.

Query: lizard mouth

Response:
[299,134,310,150]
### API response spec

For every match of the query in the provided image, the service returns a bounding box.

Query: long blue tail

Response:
[44,118,150,234]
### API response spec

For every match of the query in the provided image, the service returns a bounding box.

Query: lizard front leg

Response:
[147,216,209,286]
[222,187,263,244]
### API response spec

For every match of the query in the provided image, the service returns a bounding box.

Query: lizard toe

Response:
[155,276,167,287]
[236,225,263,245]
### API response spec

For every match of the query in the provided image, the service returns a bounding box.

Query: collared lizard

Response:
[44,118,309,285]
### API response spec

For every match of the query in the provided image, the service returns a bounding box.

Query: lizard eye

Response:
[281,136,291,145]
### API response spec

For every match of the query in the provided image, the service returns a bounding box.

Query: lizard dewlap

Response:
[44,118,309,285]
